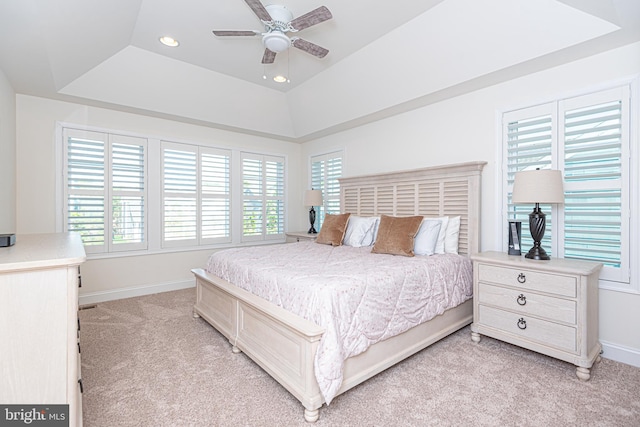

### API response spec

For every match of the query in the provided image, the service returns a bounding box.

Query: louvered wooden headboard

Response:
[339,161,487,256]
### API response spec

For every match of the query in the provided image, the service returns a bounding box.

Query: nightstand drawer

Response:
[478,305,577,353]
[478,283,576,324]
[478,264,576,298]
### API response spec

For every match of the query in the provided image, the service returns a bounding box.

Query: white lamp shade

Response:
[512,169,564,204]
[303,189,323,206]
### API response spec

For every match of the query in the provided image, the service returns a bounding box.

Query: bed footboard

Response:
[192,267,473,423]
[192,268,326,421]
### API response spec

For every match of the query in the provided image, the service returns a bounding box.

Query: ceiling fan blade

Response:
[244,0,272,22]
[290,6,332,31]
[212,30,261,37]
[262,49,276,64]
[292,38,329,58]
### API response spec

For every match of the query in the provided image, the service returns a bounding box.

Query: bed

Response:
[192,161,486,422]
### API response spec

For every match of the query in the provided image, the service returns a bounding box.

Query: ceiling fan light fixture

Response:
[263,31,290,53]
[159,36,179,47]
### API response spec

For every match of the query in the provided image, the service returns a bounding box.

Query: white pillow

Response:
[413,219,442,256]
[433,216,450,254]
[432,215,462,254]
[371,216,381,242]
[444,216,461,254]
[342,216,379,247]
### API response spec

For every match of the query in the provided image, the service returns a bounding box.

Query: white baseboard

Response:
[601,340,640,368]
[79,279,195,306]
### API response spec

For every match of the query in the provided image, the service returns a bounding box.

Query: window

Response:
[64,128,147,254]
[161,142,231,247]
[59,125,284,257]
[502,85,633,290]
[241,152,285,241]
[311,151,343,227]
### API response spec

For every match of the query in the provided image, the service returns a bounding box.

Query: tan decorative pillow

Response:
[371,214,424,257]
[315,213,351,246]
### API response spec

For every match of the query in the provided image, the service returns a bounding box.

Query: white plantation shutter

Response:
[265,157,284,235]
[242,152,285,241]
[162,143,232,247]
[65,130,107,252]
[560,89,629,282]
[504,105,557,256]
[503,85,631,287]
[201,148,231,244]
[64,129,147,254]
[242,155,263,237]
[311,151,343,227]
[110,135,147,251]
[162,143,197,246]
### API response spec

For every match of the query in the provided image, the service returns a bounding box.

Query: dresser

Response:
[0,233,86,426]
[470,251,602,380]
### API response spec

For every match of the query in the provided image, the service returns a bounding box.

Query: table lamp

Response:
[303,189,323,234]
[511,169,564,260]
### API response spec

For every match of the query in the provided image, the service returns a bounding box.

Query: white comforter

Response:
[206,242,472,404]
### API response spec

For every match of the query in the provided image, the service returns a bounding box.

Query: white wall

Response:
[301,42,640,364]
[15,95,302,301]
[0,68,15,233]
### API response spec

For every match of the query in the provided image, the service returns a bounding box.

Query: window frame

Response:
[62,127,148,255]
[160,141,233,249]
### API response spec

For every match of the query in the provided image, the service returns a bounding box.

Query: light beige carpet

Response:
[79,288,640,427]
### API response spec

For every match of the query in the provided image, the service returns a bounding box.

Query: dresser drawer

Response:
[478,264,576,297]
[478,305,577,353]
[478,283,576,324]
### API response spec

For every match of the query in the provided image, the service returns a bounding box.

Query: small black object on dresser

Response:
[508,221,521,256]
[0,234,16,247]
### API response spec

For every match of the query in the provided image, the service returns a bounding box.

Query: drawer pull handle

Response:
[517,294,527,306]
[517,273,526,283]
[517,318,527,330]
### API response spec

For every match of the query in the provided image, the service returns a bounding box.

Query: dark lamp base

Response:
[307,207,317,235]
[524,245,550,260]
[526,204,550,260]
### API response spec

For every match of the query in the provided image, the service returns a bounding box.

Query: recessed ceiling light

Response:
[273,75,287,83]
[159,36,179,47]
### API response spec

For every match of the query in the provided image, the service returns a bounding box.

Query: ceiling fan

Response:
[212,0,333,64]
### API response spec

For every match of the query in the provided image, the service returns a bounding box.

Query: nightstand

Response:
[470,251,603,381]
[285,231,317,243]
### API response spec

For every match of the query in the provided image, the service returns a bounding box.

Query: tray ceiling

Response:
[0,0,637,140]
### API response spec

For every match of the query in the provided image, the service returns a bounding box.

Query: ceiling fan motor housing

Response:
[262,5,294,53]
[265,4,293,27]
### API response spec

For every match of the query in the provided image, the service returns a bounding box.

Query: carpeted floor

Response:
[78,288,640,426]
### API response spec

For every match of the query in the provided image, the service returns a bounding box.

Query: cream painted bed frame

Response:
[192,161,486,422]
